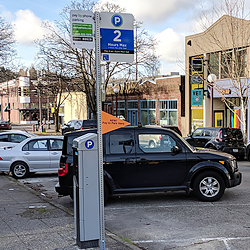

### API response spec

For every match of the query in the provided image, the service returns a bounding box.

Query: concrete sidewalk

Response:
[0,173,141,250]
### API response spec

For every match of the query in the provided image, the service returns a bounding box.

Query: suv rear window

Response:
[224,128,243,140]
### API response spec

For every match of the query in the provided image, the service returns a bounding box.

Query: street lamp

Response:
[113,87,119,117]
[207,74,217,127]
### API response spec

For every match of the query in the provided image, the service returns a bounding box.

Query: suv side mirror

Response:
[187,133,192,137]
[171,145,181,154]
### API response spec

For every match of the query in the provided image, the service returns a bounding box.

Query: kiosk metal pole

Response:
[95,12,105,250]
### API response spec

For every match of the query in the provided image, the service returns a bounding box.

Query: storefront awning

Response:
[213,78,250,98]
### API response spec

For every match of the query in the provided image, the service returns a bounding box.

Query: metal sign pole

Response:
[94,12,105,250]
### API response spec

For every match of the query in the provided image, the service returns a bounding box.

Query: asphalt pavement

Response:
[0,173,141,250]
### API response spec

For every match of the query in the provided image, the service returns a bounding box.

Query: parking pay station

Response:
[72,133,100,249]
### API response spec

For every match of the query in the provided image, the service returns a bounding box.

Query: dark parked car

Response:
[0,121,12,130]
[185,127,245,160]
[61,119,97,135]
[56,125,241,202]
[161,125,182,136]
[246,142,250,161]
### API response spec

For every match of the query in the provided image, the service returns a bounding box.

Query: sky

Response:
[0,0,245,75]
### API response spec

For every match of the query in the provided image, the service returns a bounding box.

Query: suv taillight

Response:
[81,127,83,130]
[218,130,223,142]
[58,163,68,176]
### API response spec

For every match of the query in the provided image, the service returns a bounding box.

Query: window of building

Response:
[113,100,125,119]
[235,48,247,77]
[127,100,138,109]
[140,100,156,126]
[159,100,178,126]
[209,52,219,78]
[221,50,233,79]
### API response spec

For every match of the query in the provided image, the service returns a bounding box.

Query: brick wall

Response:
[105,75,185,131]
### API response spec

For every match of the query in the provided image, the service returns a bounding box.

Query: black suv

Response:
[61,119,97,135]
[55,126,241,202]
[185,127,245,160]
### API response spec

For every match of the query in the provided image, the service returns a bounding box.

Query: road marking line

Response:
[133,236,250,248]
[105,203,250,210]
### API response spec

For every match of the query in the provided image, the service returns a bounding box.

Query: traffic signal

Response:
[34,87,38,96]
[23,88,28,96]
[18,87,21,96]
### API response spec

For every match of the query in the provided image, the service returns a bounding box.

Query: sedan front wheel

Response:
[11,162,29,179]
[193,171,225,202]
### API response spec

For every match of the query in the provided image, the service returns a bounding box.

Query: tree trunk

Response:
[54,109,60,132]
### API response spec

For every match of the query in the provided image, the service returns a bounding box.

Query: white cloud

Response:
[100,0,197,23]
[155,28,185,64]
[12,9,50,44]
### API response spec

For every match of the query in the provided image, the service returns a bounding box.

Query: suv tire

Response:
[193,171,225,202]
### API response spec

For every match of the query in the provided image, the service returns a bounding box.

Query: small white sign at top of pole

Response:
[70,10,95,49]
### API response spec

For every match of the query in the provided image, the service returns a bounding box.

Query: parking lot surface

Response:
[19,161,250,250]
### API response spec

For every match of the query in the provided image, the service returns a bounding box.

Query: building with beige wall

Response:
[185,15,250,140]
[60,92,88,124]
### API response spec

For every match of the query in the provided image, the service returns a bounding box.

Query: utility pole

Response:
[7,80,10,122]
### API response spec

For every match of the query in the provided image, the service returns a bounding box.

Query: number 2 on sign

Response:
[114,30,121,42]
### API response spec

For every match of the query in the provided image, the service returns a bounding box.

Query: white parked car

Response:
[0,130,37,147]
[0,135,63,178]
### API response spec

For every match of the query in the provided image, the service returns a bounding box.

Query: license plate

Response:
[233,149,238,152]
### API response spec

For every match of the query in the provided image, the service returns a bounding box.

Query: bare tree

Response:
[0,16,16,67]
[193,0,250,141]
[35,0,160,119]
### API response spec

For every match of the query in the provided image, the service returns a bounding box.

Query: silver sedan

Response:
[0,135,63,178]
[0,130,37,147]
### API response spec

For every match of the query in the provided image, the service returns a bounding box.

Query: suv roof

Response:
[145,125,182,136]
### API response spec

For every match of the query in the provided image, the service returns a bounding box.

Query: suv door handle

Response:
[138,158,148,163]
[51,152,58,155]
[24,152,30,155]
[125,158,137,163]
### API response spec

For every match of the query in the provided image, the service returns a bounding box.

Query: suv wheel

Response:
[193,171,225,202]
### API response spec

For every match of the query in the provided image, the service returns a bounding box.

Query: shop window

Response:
[127,101,138,109]
[140,100,156,126]
[159,100,178,126]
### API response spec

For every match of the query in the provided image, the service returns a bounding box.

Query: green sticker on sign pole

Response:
[72,23,93,37]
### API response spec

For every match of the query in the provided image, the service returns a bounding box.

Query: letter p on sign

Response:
[85,140,94,149]
[112,14,123,27]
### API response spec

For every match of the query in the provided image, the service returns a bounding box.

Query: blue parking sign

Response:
[100,12,134,62]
